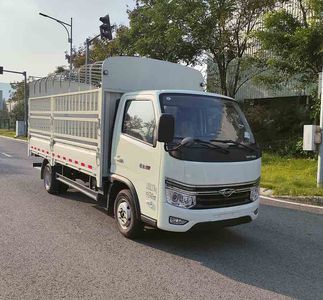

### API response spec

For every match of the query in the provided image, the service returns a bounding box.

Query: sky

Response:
[0,83,11,99]
[0,0,135,86]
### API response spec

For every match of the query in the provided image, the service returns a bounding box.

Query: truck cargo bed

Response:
[29,89,103,185]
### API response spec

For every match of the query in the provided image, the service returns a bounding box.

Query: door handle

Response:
[115,156,124,163]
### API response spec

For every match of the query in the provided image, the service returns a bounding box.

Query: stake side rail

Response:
[28,88,103,186]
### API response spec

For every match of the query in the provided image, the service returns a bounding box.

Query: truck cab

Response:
[112,90,261,233]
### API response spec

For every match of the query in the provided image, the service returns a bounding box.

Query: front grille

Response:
[193,191,252,209]
[165,179,258,210]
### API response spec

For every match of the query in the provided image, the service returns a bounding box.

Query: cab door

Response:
[111,95,161,220]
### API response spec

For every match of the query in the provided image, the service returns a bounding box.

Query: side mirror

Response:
[157,114,174,143]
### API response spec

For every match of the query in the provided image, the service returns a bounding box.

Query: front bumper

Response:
[157,198,259,232]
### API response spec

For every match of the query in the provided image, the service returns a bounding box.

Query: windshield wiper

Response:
[193,139,229,154]
[167,137,229,154]
[210,139,257,153]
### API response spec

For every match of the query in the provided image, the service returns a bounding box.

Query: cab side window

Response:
[122,100,156,145]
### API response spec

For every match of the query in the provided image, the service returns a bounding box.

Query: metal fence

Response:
[0,119,15,130]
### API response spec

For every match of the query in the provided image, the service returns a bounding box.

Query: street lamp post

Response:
[39,13,73,72]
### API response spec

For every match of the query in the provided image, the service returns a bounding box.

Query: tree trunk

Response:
[217,60,228,96]
[231,58,241,98]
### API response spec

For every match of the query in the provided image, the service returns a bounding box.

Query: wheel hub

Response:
[44,168,51,190]
[117,200,131,229]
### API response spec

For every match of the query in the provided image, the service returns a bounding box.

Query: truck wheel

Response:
[114,189,143,239]
[43,163,61,194]
[60,183,69,193]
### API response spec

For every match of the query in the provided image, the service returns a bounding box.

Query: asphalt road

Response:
[0,136,322,300]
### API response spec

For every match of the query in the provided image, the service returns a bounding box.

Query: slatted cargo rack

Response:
[29,89,104,184]
[29,61,103,98]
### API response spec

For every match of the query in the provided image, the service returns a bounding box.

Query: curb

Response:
[0,135,27,143]
[260,188,323,207]
[260,188,273,197]
[260,195,323,210]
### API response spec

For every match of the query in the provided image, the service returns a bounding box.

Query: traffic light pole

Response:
[84,14,113,80]
[0,69,28,136]
[85,34,101,66]
[23,72,27,136]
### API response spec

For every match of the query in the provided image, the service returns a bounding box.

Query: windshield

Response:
[160,93,255,145]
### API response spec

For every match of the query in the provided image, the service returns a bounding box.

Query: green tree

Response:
[255,0,323,115]
[73,46,86,68]
[8,81,25,103]
[0,101,9,120]
[10,100,24,122]
[54,66,68,74]
[8,81,26,121]
[125,0,276,96]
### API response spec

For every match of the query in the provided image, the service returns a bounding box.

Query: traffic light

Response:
[99,14,113,40]
[0,66,3,74]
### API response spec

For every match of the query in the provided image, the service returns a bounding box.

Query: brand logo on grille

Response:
[218,188,235,197]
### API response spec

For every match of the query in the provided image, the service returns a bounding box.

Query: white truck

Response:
[29,56,261,238]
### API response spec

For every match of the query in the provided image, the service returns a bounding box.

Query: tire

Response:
[43,163,61,194]
[60,183,69,193]
[114,189,143,239]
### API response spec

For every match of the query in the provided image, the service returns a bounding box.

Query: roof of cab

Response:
[123,89,236,101]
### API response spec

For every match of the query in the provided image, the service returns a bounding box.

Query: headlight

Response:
[250,186,260,202]
[166,187,196,209]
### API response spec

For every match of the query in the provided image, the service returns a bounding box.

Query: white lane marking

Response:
[0,135,27,143]
[1,152,12,158]
[261,195,323,210]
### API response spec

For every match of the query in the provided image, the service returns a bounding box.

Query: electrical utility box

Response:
[303,125,321,151]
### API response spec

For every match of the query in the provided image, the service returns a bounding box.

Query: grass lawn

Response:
[261,152,323,196]
[0,129,27,140]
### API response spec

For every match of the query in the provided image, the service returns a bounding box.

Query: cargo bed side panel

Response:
[29,89,103,186]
